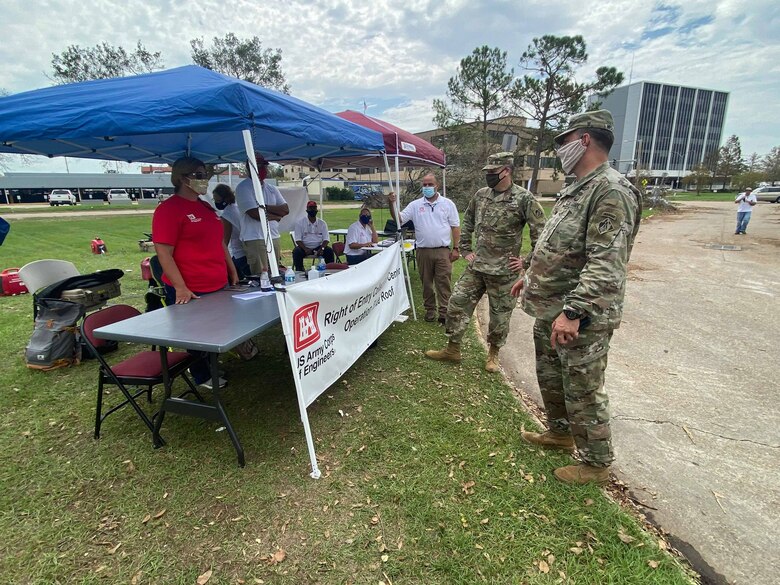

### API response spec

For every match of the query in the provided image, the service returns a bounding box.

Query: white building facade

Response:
[596,82,729,182]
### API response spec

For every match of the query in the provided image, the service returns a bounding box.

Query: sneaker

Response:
[198,376,228,390]
[424,311,436,322]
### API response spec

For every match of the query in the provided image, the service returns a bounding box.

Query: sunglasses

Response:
[186,172,209,180]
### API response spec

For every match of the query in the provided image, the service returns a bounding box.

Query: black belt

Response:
[418,246,449,249]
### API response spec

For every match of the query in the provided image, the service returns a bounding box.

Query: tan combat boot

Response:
[485,345,500,372]
[520,430,576,453]
[553,463,611,485]
[425,342,462,362]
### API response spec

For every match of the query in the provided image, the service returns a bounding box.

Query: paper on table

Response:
[232,290,276,300]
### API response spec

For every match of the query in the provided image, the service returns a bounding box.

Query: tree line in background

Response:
[683,135,780,194]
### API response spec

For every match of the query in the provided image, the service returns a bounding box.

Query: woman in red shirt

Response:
[153,157,238,304]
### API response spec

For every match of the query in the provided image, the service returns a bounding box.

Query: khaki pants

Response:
[416,247,452,319]
[243,239,268,275]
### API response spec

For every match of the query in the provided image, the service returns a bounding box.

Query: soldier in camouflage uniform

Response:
[513,110,642,485]
[426,152,545,372]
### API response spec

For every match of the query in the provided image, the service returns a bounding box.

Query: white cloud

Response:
[0,0,778,172]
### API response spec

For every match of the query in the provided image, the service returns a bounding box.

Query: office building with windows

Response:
[596,81,729,182]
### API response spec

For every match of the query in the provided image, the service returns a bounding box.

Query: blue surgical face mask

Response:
[422,186,436,198]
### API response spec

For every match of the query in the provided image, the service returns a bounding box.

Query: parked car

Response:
[752,185,780,203]
[107,189,131,203]
[48,189,77,206]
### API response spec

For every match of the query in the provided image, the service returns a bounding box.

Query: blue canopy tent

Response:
[0,65,387,478]
[0,65,384,164]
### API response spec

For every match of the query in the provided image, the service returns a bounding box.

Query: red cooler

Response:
[1,268,28,296]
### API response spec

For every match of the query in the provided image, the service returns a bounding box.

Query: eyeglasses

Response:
[186,172,209,180]
[422,182,436,186]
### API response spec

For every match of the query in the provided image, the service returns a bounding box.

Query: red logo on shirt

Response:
[293,302,320,352]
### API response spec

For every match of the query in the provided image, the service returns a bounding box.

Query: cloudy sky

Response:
[1,0,778,173]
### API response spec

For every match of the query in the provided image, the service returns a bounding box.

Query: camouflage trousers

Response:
[445,268,516,347]
[533,319,615,467]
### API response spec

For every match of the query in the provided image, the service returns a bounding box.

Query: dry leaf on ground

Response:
[196,568,213,584]
[538,560,550,573]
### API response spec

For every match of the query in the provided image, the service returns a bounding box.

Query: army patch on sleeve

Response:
[534,208,544,218]
[597,218,614,234]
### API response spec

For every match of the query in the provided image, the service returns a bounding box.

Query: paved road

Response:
[492,200,780,585]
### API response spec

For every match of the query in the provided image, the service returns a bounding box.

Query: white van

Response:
[48,189,77,206]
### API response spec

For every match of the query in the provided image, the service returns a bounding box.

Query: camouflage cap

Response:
[554,109,615,145]
[482,151,515,171]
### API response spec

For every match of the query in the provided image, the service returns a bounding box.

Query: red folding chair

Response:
[332,241,345,263]
[81,304,202,440]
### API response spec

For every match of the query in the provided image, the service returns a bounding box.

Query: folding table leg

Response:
[209,352,245,467]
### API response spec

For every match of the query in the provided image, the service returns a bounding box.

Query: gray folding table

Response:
[94,289,281,466]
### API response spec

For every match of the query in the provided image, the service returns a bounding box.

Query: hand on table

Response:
[175,287,199,304]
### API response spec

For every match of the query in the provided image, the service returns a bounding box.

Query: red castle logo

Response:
[293,302,320,352]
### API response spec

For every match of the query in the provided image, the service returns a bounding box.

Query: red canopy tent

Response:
[334,111,445,169]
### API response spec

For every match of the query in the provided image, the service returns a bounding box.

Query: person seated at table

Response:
[152,157,239,388]
[212,184,250,278]
[293,200,335,271]
[345,207,378,265]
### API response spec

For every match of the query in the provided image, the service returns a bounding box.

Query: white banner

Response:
[281,242,409,407]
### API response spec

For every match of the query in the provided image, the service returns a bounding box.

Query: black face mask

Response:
[307,210,317,218]
[214,200,228,210]
[485,171,503,189]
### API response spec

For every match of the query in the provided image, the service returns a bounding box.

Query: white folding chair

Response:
[19,259,80,293]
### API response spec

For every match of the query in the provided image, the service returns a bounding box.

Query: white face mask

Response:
[556,138,587,174]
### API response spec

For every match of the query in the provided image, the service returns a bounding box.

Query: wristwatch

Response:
[563,309,583,320]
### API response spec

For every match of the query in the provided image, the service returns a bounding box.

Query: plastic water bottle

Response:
[284,266,295,285]
[260,271,272,291]
[308,265,319,280]
[317,257,326,273]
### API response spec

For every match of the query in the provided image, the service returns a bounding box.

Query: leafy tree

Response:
[732,170,767,191]
[50,41,163,84]
[432,46,514,202]
[715,135,746,189]
[745,152,761,173]
[683,164,713,194]
[509,35,623,192]
[763,146,780,182]
[190,33,289,93]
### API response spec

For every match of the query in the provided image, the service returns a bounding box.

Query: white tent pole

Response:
[244,129,320,479]
[318,161,324,221]
[383,152,417,321]
[242,130,279,279]
[442,164,447,198]
[228,163,233,189]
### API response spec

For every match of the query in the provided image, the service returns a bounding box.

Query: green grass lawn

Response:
[664,191,737,202]
[0,213,695,584]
